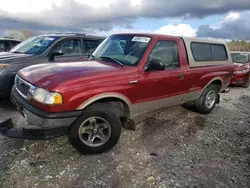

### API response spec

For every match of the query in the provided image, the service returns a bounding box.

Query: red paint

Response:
[18,34,234,113]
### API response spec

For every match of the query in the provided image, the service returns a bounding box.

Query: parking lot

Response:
[0,87,250,188]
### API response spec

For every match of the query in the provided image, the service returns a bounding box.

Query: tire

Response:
[68,103,122,154]
[243,79,249,88]
[195,84,219,114]
[6,83,17,106]
[10,85,16,105]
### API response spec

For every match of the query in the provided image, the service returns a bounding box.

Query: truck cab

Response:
[1,33,233,154]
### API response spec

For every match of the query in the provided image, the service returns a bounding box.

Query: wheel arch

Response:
[198,77,223,98]
[76,92,132,118]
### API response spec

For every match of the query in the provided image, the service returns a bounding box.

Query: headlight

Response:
[235,69,248,74]
[45,92,63,104]
[0,64,9,69]
[235,71,243,74]
[32,88,63,105]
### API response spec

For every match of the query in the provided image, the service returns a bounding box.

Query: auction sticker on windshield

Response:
[44,37,56,41]
[132,36,150,43]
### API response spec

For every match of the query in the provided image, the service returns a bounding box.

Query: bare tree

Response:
[20,29,33,40]
[227,40,250,52]
[7,29,33,41]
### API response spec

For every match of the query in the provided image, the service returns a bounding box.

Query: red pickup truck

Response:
[0,33,233,154]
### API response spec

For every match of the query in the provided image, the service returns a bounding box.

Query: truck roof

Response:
[34,33,106,40]
[0,37,21,42]
[111,33,227,45]
[111,32,170,37]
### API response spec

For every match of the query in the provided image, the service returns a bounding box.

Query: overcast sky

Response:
[0,0,249,40]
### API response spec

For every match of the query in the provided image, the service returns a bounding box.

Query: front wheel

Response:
[243,78,249,88]
[10,85,16,105]
[68,103,122,154]
[195,84,219,114]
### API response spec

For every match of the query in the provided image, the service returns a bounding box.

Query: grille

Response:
[15,76,31,98]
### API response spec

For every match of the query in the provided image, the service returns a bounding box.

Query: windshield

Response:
[10,36,60,55]
[92,34,151,66]
[231,53,249,63]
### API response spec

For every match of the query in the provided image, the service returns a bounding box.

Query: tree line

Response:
[7,30,33,41]
[5,29,250,52]
[227,40,250,52]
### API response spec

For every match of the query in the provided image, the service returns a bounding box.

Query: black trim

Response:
[0,119,68,140]
[12,88,82,119]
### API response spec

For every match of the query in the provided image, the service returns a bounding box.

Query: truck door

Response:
[137,39,187,113]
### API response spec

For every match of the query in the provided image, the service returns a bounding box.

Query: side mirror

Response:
[145,58,165,71]
[51,50,64,57]
[49,50,64,61]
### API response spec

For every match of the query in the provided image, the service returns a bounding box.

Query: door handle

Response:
[178,74,184,79]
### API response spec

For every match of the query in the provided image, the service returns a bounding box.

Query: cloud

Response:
[87,23,196,38]
[224,12,240,21]
[197,11,250,40]
[0,0,250,33]
[155,24,196,37]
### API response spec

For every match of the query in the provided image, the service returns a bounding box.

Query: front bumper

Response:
[0,88,82,140]
[0,119,70,140]
[231,73,249,86]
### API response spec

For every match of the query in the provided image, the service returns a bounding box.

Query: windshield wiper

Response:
[100,56,124,67]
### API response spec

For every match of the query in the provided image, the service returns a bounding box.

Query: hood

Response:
[233,62,249,70]
[19,60,131,90]
[0,52,34,63]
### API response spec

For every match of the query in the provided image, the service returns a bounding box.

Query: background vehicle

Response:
[230,51,250,88]
[0,33,105,97]
[0,37,21,52]
[1,33,233,154]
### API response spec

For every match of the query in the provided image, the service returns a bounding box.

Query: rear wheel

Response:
[195,84,219,114]
[68,103,122,154]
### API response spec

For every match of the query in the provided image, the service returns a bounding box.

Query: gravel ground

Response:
[0,87,250,188]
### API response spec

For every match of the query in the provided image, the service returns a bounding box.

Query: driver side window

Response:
[149,40,180,70]
[53,39,81,56]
